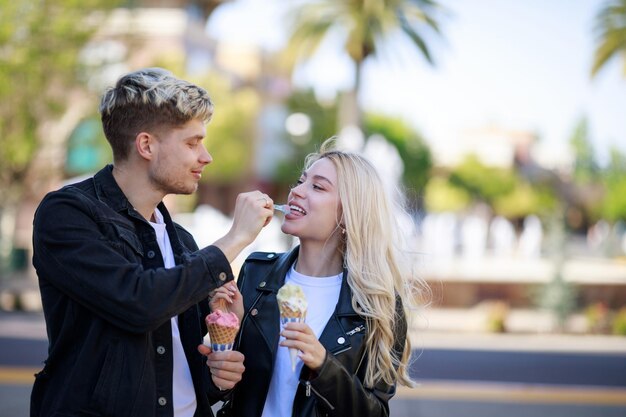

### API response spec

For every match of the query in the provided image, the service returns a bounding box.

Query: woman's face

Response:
[281,157,343,244]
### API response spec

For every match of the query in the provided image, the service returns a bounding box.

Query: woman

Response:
[208,138,425,417]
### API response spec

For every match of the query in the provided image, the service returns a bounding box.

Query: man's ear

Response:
[135,132,155,161]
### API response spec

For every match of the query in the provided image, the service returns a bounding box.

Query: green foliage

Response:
[283,0,444,128]
[591,0,626,77]
[585,302,611,333]
[284,0,443,66]
[448,155,517,203]
[569,118,600,184]
[288,89,338,143]
[600,147,626,222]
[0,0,119,194]
[197,74,260,184]
[601,177,626,222]
[363,113,432,195]
[424,177,471,212]
[273,89,339,184]
[493,182,557,219]
[429,155,558,218]
[612,307,626,336]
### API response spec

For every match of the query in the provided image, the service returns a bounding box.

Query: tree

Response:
[569,118,600,184]
[0,0,119,272]
[600,147,626,222]
[435,155,557,220]
[591,0,626,77]
[283,0,444,128]
[363,113,432,206]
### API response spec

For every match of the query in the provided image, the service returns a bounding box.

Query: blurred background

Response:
[1,0,625,416]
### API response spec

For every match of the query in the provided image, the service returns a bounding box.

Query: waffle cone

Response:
[279,303,306,321]
[207,323,238,346]
[278,303,305,371]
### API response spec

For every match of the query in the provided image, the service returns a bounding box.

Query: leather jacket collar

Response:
[253,246,359,317]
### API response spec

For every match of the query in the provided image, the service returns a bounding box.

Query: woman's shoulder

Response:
[244,251,282,263]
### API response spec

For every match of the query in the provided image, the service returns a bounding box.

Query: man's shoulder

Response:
[37,177,96,210]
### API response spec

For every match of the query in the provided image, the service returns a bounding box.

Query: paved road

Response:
[1,312,626,417]
[411,348,626,387]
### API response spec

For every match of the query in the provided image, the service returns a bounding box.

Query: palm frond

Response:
[591,0,626,77]
[396,9,434,63]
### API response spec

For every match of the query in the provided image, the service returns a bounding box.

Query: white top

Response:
[149,209,196,417]
[261,265,343,417]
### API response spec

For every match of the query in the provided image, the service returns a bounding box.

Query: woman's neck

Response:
[295,241,343,277]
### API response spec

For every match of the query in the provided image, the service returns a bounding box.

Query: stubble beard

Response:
[151,167,197,196]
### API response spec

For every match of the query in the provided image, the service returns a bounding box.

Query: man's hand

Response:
[213,191,273,263]
[198,345,245,391]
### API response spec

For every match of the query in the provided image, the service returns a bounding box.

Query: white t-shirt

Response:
[261,265,343,417]
[149,209,196,417]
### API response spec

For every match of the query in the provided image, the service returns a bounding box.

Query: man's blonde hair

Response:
[99,67,213,161]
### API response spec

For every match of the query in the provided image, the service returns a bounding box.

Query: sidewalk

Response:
[411,307,626,354]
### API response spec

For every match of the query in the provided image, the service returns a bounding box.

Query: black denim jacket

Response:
[31,165,232,417]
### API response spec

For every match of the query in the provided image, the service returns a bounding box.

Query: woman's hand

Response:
[280,322,327,371]
[209,282,244,323]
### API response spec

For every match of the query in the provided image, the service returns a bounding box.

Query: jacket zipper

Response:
[302,344,350,410]
[303,381,335,411]
[331,345,351,356]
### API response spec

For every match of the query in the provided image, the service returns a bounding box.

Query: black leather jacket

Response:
[224,247,406,417]
[31,165,231,417]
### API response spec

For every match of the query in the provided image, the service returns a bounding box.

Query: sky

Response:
[206,0,626,168]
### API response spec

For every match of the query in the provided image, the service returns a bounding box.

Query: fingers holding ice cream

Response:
[209,282,244,323]
[200,293,244,391]
[280,322,326,372]
[277,283,308,371]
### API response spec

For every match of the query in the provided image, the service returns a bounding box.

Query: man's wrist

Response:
[212,233,246,264]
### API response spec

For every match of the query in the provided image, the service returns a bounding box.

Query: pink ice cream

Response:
[204,310,240,352]
[205,310,239,328]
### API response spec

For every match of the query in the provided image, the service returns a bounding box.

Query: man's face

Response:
[148,118,212,195]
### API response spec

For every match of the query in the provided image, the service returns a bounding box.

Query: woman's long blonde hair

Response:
[304,138,427,388]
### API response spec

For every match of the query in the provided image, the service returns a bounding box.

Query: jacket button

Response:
[250,308,258,316]
[158,397,167,406]
[337,337,346,344]
[147,250,156,259]
[259,281,266,287]
[156,346,165,355]
[218,272,227,281]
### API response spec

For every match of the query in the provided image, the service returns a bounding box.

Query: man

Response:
[30,68,274,417]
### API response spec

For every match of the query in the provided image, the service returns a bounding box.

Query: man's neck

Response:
[111,163,164,221]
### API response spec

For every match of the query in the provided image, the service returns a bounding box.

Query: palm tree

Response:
[591,0,626,77]
[283,0,444,128]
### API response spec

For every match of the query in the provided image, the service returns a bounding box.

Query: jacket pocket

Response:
[115,224,144,257]
[90,339,124,416]
[100,221,144,258]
